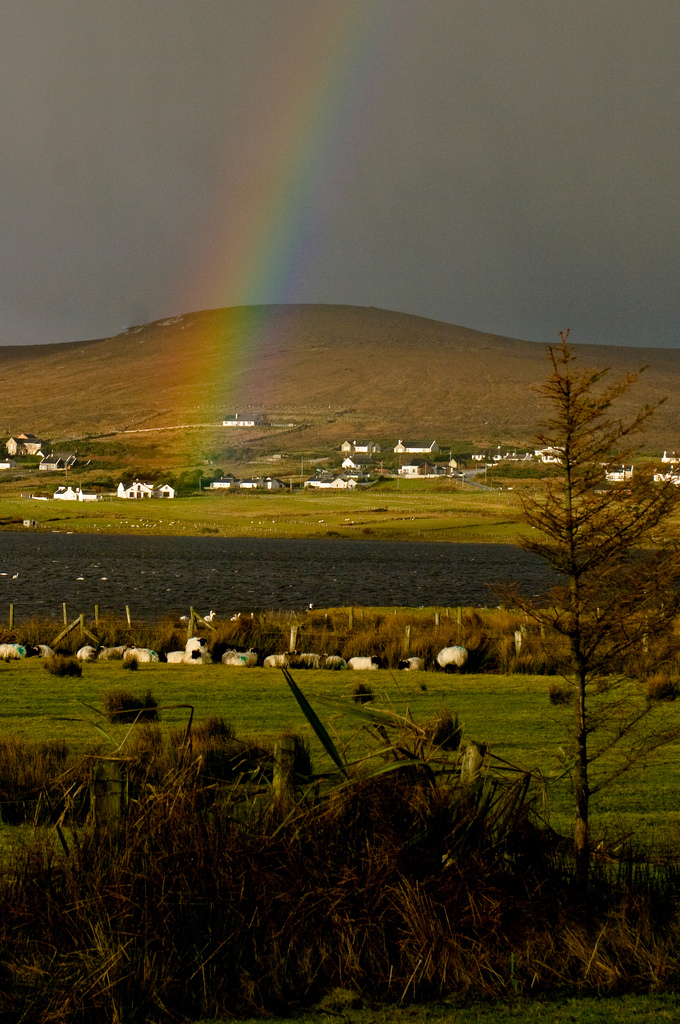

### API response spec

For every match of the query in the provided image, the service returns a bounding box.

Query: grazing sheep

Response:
[123,647,159,664]
[0,643,27,661]
[37,644,55,658]
[398,657,425,671]
[436,646,468,671]
[263,652,296,668]
[321,655,347,670]
[221,648,258,667]
[76,645,98,661]
[291,652,321,669]
[347,656,384,670]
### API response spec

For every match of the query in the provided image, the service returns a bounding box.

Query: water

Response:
[0,533,556,619]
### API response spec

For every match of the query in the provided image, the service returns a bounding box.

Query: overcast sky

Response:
[1,0,678,347]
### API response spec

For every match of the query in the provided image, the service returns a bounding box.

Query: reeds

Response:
[0,700,679,1019]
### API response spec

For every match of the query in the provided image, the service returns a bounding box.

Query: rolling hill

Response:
[0,304,677,453]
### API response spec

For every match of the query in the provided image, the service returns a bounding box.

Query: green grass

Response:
[2,659,680,846]
[0,487,526,541]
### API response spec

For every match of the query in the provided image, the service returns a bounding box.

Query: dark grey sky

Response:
[1,0,678,347]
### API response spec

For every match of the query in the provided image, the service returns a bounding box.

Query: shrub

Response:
[646,674,680,703]
[102,688,159,723]
[43,654,82,677]
[548,682,573,705]
[352,682,374,704]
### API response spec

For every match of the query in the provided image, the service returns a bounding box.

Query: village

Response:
[2,429,680,502]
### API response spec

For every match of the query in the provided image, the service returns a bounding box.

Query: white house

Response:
[305,474,356,490]
[53,486,99,501]
[39,452,78,471]
[118,480,154,499]
[341,455,372,471]
[210,475,239,489]
[654,470,680,485]
[0,459,16,470]
[535,447,562,464]
[153,484,176,499]
[394,440,440,454]
[605,466,634,483]
[222,413,263,427]
[398,459,436,477]
[263,477,285,490]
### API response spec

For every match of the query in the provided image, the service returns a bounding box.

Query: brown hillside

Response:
[0,304,678,449]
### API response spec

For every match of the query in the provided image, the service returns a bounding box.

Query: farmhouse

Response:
[210,475,239,489]
[53,486,99,502]
[341,454,373,472]
[39,452,78,471]
[6,434,44,456]
[398,459,448,477]
[605,465,634,482]
[394,440,440,454]
[340,440,381,455]
[222,413,263,427]
[117,480,176,499]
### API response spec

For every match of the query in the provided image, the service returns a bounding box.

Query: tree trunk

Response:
[573,669,590,889]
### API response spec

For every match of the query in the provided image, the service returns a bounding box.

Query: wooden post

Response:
[8,603,13,629]
[273,736,296,803]
[91,759,125,825]
[514,630,523,655]
[94,604,100,624]
[126,605,132,627]
[404,624,411,652]
[434,610,440,628]
[289,624,298,652]
[461,741,487,784]
[79,613,85,638]
[63,602,68,625]
[348,606,354,630]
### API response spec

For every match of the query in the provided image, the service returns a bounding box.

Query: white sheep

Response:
[291,652,321,669]
[76,645,98,661]
[321,655,347,670]
[0,643,26,661]
[347,656,384,670]
[167,637,212,665]
[436,646,468,671]
[221,648,258,667]
[123,647,160,664]
[263,652,295,668]
[97,645,128,660]
[37,644,55,658]
[398,657,425,671]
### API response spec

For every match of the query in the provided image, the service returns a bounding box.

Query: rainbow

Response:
[183,3,389,407]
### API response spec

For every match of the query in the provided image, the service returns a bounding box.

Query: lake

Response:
[0,533,557,620]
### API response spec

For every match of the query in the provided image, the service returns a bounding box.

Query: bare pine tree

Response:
[507,333,680,885]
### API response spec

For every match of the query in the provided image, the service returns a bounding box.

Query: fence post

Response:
[94,604,100,624]
[63,602,68,625]
[79,613,85,638]
[90,759,125,825]
[434,610,440,628]
[273,736,296,803]
[404,624,411,652]
[514,630,523,654]
[289,624,298,652]
[8,603,13,629]
[348,607,354,630]
[126,605,132,628]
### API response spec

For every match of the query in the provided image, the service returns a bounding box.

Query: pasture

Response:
[1,657,680,846]
[0,484,525,542]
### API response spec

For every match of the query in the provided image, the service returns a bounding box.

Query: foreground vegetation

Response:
[0,603,677,1019]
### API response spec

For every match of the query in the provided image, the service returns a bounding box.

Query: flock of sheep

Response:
[0,639,470,671]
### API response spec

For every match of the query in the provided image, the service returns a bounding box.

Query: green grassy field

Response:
[3,658,680,847]
[0,484,525,541]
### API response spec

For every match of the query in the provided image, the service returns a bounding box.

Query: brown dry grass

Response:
[0,304,677,464]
